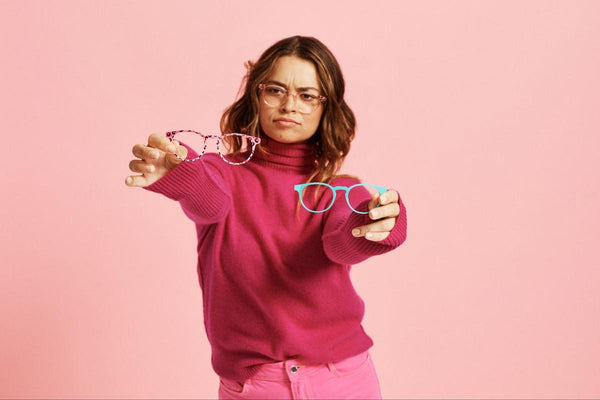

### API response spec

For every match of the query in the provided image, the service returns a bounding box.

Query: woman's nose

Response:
[280,93,297,112]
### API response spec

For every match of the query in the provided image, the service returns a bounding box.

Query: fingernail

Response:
[168,145,176,152]
[380,195,386,203]
[366,232,373,238]
[370,211,378,219]
[126,177,132,184]
[352,229,360,236]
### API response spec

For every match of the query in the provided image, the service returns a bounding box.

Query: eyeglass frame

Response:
[294,183,387,214]
[165,130,261,165]
[258,83,327,114]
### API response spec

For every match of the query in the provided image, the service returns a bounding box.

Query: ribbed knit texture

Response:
[143,135,407,381]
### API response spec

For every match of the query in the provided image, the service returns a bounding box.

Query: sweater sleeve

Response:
[142,141,232,225]
[321,179,407,265]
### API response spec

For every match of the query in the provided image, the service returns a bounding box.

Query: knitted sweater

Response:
[143,135,407,381]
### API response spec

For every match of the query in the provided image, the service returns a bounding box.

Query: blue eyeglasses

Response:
[294,183,387,214]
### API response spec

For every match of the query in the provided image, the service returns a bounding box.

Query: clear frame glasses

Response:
[258,83,327,114]
[165,130,261,165]
[294,183,387,214]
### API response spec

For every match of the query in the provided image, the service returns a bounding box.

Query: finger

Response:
[148,133,176,154]
[132,143,160,161]
[352,217,396,237]
[363,231,391,242]
[165,140,187,162]
[379,189,398,205]
[128,159,155,174]
[171,140,184,157]
[367,190,379,211]
[124,174,147,187]
[368,202,400,220]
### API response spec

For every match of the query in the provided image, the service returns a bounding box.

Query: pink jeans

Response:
[217,349,382,399]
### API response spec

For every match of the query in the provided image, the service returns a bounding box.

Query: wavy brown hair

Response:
[219,35,358,187]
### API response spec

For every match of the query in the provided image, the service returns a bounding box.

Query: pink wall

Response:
[1,0,599,398]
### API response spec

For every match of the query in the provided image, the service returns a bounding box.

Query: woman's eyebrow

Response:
[266,80,320,92]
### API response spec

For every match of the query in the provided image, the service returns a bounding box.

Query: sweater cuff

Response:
[322,190,407,264]
[369,189,407,247]
[346,193,407,251]
[142,142,232,224]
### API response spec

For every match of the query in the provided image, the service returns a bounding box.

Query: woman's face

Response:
[258,55,324,144]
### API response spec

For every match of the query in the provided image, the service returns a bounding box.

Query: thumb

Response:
[367,189,379,211]
[166,140,186,165]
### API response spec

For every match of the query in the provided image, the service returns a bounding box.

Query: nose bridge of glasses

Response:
[203,134,222,141]
[281,89,300,109]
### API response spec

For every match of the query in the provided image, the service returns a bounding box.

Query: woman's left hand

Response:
[351,190,400,242]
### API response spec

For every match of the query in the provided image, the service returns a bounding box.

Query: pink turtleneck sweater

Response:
[143,136,407,381]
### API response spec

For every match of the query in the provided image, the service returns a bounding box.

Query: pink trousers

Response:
[217,349,382,399]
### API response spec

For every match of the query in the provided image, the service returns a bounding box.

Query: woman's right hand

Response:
[125,133,188,188]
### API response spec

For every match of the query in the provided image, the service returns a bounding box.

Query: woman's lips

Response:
[274,119,298,127]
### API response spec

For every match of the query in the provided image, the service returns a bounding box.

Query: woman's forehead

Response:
[269,56,320,90]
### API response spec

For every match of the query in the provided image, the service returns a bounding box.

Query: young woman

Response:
[125,35,407,399]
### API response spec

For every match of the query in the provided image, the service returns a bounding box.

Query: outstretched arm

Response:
[321,179,407,265]
[126,133,232,225]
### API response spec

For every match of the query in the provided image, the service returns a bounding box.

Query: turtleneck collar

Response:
[252,135,317,173]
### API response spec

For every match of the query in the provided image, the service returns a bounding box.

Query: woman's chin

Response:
[265,133,307,144]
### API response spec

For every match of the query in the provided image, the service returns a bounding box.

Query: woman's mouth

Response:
[274,119,298,127]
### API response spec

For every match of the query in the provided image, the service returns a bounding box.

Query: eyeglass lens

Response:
[169,131,256,164]
[262,85,320,113]
[299,184,377,213]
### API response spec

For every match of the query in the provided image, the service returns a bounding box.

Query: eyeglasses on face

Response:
[294,183,387,214]
[258,83,327,114]
[165,130,261,165]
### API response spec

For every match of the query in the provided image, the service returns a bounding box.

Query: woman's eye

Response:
[301,94,316,101]
[267,87,284,94]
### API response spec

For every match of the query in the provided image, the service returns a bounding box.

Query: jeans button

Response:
[290,365,298,373]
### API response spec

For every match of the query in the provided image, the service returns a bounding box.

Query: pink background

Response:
[1,0,599,398]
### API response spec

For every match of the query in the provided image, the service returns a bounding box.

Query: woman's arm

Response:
[321,178,407,265]
[141,141,233,225]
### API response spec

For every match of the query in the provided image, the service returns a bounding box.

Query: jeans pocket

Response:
[219,377,246,394]
[329,350,371,377]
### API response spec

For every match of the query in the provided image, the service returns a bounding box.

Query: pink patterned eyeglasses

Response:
[165,130,261,165]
